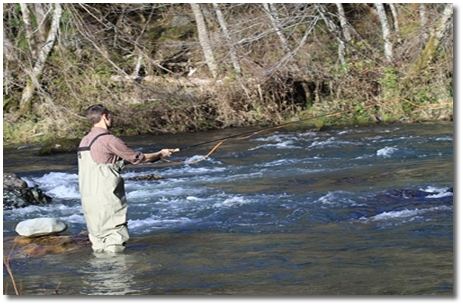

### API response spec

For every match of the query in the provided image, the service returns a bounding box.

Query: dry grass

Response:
[3,242,20,296]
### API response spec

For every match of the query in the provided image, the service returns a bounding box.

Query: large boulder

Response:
[3,172,52,209]
[15,218,67,237]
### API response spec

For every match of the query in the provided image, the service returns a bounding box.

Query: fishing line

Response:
[182,109,345,150]
[149,107,349,168]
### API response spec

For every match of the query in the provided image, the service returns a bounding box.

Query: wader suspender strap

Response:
[77,132,111,152]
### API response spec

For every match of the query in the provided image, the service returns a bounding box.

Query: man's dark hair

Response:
[85,104,111,124]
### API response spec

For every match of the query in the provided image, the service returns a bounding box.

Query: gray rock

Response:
[3,172,52,209]
[3,173,28,189]
[15,218,67,237]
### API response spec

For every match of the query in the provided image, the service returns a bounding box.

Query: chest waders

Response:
[78,133,129,253]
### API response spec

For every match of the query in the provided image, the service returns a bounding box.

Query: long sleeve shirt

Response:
[79,127,145,164]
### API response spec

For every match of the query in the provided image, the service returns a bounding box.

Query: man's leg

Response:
[102,223,129,253]
[88,233,105,253]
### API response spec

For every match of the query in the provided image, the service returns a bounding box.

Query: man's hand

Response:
[158,148,179,158]
[145,148,179,163]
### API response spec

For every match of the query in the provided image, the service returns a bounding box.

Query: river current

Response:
[3,122,454,295]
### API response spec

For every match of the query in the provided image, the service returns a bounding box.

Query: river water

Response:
[3,122,454,295]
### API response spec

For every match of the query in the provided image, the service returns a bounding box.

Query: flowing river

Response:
[3,122,453,295]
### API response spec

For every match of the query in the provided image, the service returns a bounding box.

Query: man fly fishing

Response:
[76,101,351,254]
[78,104,178,253]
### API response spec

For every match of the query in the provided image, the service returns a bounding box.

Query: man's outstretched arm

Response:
[144,149,179,163]
[106,135,178,164]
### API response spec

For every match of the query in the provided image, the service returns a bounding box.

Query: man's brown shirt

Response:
[79,127,145,164]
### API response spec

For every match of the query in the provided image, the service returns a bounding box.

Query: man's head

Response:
[85,104,113,129]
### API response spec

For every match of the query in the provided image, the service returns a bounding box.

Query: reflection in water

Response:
[79,252,138,295]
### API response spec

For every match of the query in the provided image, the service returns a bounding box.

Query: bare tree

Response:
[335,3,351,42]
[129,5,157,79]
[408,4,453,77]
[389,4,400,33]
[375,3,393,63]
[419,4,429,44]
[2,3,454,132]
[262,3,308,76]
[433,4,453,43]
[132,47,144,79]
[18,3,63,116]
[212,3,241,75]
[19,3,36,57]
[190,3,218,78]
[34,3,49,43]
[317,4,346,67]
[262,3,291,53]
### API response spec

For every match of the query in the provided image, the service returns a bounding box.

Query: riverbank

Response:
[2,76,453,146]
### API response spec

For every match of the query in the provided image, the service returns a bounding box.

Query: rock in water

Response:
[128,174,163,181]
[5,233,91,258]
[15,218,67,237]
[3,172,52,209]
[3,172,28,189]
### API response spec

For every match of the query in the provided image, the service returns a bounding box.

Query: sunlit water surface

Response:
[3,122,453,295]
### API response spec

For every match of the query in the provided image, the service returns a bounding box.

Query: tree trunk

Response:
[300,82,313,107]
[407,4,453,78]
[374,3,393,63]
[190,3,218,78]
[34,3,48,43]
[389,4,400,33]
[132,47,144,79]
[433,4,453,42]
[317,5,346,67]
[18,3,62,116]
[419,4,429,44]
[212,3,241,75]
[335,3,351,42]
[19,3,36,57]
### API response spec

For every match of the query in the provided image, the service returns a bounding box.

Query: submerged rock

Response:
[16,218,67,237]
[387,187,453,199]
[128,174,163,181]
[6,234,90,258]
[3,173,52,209]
